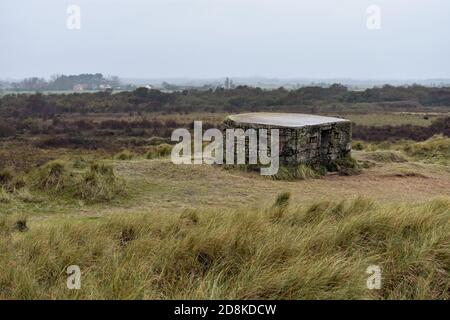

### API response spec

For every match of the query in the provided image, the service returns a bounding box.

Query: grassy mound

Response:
[75,163,125,202]
[0,196,448,299]
[30,160,125,203]
[31,160,73,193]
[403,135,450,164]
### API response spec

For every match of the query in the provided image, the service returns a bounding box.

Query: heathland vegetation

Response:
[0,84,449,299]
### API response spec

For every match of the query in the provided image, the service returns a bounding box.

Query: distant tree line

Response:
[8,73,123,91]
[1,84,450,118]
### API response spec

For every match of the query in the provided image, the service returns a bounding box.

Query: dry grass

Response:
[0,133,449,300]
[403,135,450,165]
[145,144,172,159]
[29,160,125,203]
[360,151,408,163]
[0,196,448,299]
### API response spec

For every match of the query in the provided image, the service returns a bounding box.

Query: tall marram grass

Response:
[0,196,448,299]
[403,134,450,164]
[29,160,125,203]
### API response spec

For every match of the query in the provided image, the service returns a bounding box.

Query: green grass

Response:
[0,196,448,299]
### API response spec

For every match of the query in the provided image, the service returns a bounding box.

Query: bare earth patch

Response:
[108,159,450,214]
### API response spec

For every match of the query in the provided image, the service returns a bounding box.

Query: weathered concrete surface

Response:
[228,112,349,128]
[224,112,352,166]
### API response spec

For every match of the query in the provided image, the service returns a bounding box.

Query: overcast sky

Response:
[1,0,449,80]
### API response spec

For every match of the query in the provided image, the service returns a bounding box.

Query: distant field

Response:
[57,110,448,128]
[342,113,445,127]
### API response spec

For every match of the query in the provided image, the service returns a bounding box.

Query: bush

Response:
[0,120,16,138]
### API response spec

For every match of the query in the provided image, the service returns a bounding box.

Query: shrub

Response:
[0,120,16,137]
[14,218,28,232]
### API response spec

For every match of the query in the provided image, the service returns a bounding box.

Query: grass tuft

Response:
[403,135,450,164]
[269,192,291,221]
[145,143,172,159]
[74,163,125,203]
[328,156,362,176]
[272,164,322,181]
[115,150,134,161]
[31,160,72,193]
[30,160,125,203]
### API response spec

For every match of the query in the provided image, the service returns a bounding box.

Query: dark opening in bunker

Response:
[320,129,332,161]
